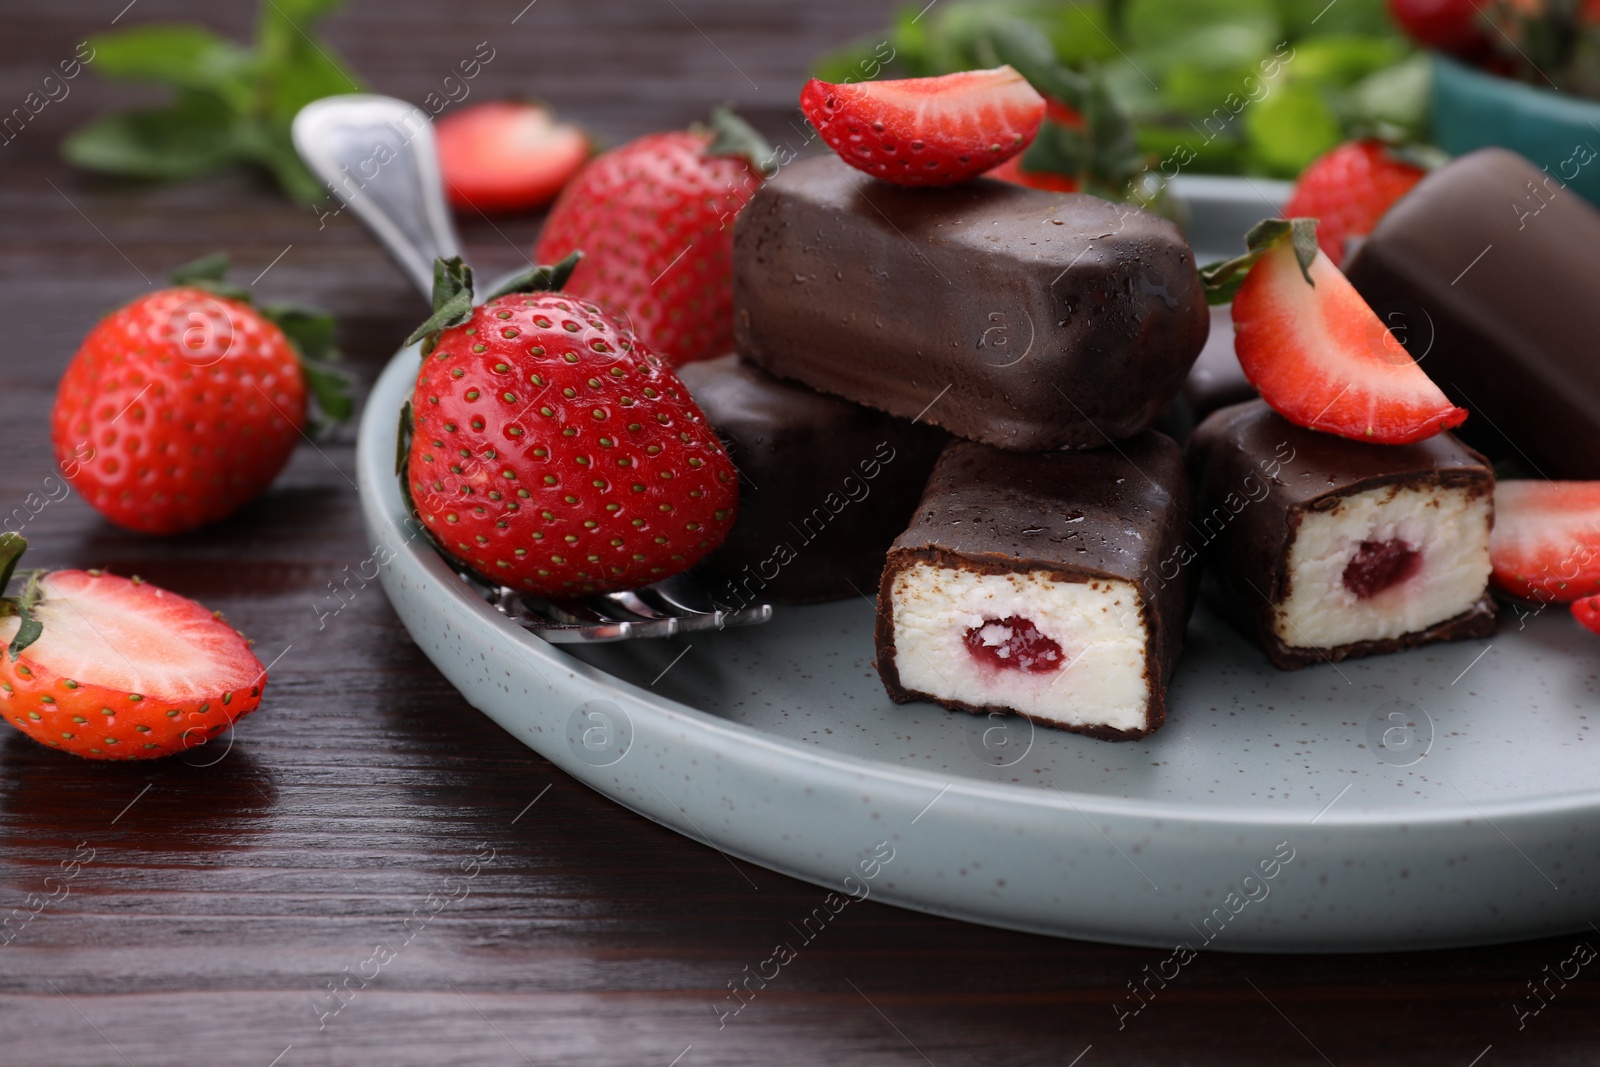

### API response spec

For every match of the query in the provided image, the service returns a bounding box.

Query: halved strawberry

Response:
[988,152,1080,193]
[800,66,1046,186]
[1208,219,1467,445]
[1490,481,1600,603]
[0,535,266,760]
[436,101,589,213]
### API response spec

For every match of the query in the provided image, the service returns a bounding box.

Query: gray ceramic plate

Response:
[359,176,1600,952]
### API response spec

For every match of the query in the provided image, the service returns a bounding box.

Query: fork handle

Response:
[291,94,463,300]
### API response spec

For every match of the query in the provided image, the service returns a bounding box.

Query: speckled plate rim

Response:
[355,179,1600,953]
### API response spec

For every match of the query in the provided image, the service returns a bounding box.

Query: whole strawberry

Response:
[0,535,266,760]
[532,107,772,367]
[51,255,351,534]
[1387,0,1493,57]
[404,256,738,596]
[1283,141,1428,269]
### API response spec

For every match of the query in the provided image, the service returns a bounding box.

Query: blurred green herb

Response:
[62,0,363,203]
[813,0,1423,185]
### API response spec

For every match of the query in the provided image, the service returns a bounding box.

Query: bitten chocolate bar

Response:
[732,154,1210,452]
[1187,400,1497,670]
[680,355,946,605]
[875,433,1195,740]
[1346,147,1600,478]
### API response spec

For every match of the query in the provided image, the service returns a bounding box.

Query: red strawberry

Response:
[1489,481,1600,602]
[1218,219,1467,445]
[799,66,1046,186]
[436,101,589,213]
[51,256,350,535]
[1574,595,1600,635]
[532,107,770,367]
[1283,141,1427,268]
[0,535,265,760]
[405,257,738,596]
[988,152,1080,193]
[1387,0,1492,57]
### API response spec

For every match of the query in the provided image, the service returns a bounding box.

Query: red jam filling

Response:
[1342,538,1422,599]
[963,616,1064,673]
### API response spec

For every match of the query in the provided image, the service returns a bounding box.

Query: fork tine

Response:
[449,562,770,642]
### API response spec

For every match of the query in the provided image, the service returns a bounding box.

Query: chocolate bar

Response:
[875,433,1195,740]
[1187,400,1497,670]
[1346,147,1600,478]
[1161,305,1255,441]
[732,154,1210,452]
[679,355,946,605]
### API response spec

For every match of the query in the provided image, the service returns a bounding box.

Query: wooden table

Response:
[1,2,1596,1063]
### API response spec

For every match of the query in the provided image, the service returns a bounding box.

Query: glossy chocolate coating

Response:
[732,154,1211,452]
[680,355,946,605]
[1346,148,1600,478]
[1186,400,1497,670]
[1160,305,1256,442]
[875,432,1195,739]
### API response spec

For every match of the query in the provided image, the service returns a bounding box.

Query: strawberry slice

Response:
[1207,218,1468,445]
[0,535,266,760]
[1574,595,1600,635]
[436,101,589,213]
[1490,481,1600,603]
[799,66,1046,186]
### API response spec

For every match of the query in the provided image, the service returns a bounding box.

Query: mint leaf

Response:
[62,93,240,179]
[1243,80,1343,176]
[87,24,254,107]
[65,0,363,203]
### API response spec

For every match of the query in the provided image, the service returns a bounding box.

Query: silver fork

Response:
[292,94,772,643]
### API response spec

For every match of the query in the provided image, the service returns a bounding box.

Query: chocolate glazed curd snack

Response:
[1345,148,1600,478]
[1187,400,1497,670]
[874,433,1196,740]
[679,355,946,605]
[732,154,1211,451]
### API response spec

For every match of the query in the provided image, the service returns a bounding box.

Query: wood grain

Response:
[0,1,1597,1063]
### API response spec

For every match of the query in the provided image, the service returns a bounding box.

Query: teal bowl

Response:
[1432,53,1600,207]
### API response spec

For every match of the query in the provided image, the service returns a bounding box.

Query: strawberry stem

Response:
[8,572,44,661]
[0,533,27,595]
[406,256,477,352]
[0,537,45,661]
[704,105,776,175]
[1199,217,1320,306]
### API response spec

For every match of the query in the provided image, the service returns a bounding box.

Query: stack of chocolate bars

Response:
[680,146,1595,742]
[690,154,1209,738]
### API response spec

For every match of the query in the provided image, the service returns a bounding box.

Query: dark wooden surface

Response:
[1,2,1598,1064]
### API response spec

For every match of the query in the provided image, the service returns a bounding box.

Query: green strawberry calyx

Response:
[1198,217,1320,307]
[0,534,45,661]
[700,105,777,176]
[404,252,583,357]
[167,252,354,430]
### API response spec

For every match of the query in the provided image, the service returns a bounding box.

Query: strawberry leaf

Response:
[5,566,46,662]
[395,400,413,477]
[1199,217,1319,305]
[406,256,476,352]
[705,105,776,175]
[301,357,355,431]
[484,251,584,301]
[0,534,28,597]
[169,252,250,300]
[257,304,352,429]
